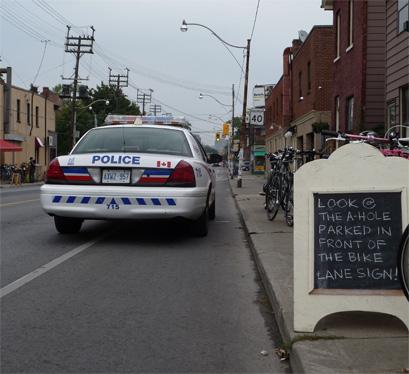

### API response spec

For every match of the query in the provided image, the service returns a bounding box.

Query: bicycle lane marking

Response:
[0,199,40,207]
[0,232,110,299]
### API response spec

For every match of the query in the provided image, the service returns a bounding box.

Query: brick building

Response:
[290,26,333,150]
[265,26,334,154]
[1,67,59,176]
[385,0,409,137]
[264,45,293,154]
[322,0,386,134]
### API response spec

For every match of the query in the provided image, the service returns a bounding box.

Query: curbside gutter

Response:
[227,177,307,373]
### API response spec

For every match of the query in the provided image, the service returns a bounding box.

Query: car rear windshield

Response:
[71,127,193,157]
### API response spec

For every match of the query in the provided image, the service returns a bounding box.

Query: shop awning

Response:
[35,137,44,148]
[254,151,265,157]
[0,139,22,152]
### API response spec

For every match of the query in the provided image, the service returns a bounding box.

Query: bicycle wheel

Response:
[284,180,294,227]
[266,175,281,221]
[398,225,409,301]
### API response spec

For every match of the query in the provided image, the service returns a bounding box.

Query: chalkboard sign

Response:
[314,192,402,290]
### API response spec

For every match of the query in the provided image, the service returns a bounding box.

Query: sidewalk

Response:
[0,181,44,189]
[229,172,408,373]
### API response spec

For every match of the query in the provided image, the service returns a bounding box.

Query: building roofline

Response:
[322,0,333,10]
[292,25,333,59]
[10,84,57,101]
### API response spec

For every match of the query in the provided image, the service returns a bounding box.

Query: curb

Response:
[228,178,305,373]
[0,182,44,189]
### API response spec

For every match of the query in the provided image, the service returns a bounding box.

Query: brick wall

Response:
[291,26,334,120]
[265,77,284,139]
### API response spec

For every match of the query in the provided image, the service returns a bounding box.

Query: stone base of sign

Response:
[294,143,409,332]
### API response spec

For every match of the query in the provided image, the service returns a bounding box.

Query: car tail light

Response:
[166,160,196,187]
[46,158,66,183]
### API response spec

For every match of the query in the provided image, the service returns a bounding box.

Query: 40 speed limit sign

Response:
[249,109,264,126]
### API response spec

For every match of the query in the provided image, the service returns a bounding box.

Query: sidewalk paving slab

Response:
[229,172,409,373]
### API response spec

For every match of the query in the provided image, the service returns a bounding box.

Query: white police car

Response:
[41,118,222,236]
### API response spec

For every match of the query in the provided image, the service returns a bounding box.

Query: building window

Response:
[16,99,21,122]
[398,0,409,33]
[348,0,354,47]
[26,103,30,125]
[336,11,341,58]
[307,61,311,93]
[401,85,409,136]
[347,96,354,131]
[299,71,303,99]
[35,106,39,127]
[335,96,340,132]
[387,100,396,130]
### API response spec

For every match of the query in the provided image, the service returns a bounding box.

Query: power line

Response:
[0,7,49,41]
[250,0,261,39]
[13,0,65,34]
[32,40,49,85]
[0,5,62,48]
[38,0,74,26]
[93,43,231,96]
[0,56,29,86]
[32,0,72,26]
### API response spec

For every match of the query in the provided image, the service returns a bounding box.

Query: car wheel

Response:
[54,216,83,234]
[209,197,216,220]
[192,204,209,237]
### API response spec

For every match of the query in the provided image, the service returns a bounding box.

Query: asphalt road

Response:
[0,169,290,373]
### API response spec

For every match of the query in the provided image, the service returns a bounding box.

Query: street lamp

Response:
[76,99,110,132]
[209,114,227,122]
[181,19,251,187]
[199,93,231,108]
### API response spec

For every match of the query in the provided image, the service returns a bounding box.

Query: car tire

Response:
[192,204,209,237]
[54,216,83,234]
[209,197,216,220]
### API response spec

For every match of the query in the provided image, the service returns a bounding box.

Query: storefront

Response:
[252,145,265,174]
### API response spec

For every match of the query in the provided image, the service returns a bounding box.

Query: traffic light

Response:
[222,123,230,137]
[60,84,72,98]
[215,132,221,142]
[78,85,89,98]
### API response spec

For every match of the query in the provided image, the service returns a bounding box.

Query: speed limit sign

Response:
[249,109,264,126]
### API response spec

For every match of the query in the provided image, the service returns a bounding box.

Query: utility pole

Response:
[63,26,95,148]
[230,83,235,179]
[237,38,251,188]
[150,104,161,116]
[137,89,153,115]
[108,67,129,112]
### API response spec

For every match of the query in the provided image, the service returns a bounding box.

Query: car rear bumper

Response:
[40,184,207,220]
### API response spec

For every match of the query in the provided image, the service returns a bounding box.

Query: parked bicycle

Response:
[264,148,326,226]
[320,128,409,159]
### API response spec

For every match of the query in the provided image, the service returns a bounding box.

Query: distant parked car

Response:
[241,161,250,171]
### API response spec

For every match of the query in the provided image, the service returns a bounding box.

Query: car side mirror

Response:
[208,153,223,164]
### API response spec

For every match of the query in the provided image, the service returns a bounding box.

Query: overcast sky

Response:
[1,0,332,144]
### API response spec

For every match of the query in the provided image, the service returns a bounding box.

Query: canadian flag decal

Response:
[156,161,171,168]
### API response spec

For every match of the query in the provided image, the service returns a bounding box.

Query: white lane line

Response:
[0,198,40,207]
[0,234,108,299]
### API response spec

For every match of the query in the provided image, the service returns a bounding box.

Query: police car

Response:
[41,115,222,236]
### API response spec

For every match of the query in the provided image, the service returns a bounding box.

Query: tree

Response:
[231,116,242,140]
[55,83,141,155]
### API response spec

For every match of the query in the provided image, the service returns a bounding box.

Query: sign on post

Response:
[249,109,264,126]
[294,143,409,332]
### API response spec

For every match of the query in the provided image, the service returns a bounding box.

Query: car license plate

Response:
[102,169,130,184]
